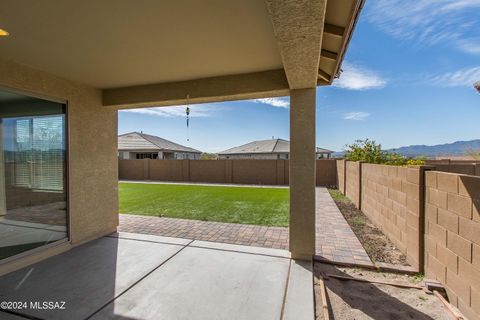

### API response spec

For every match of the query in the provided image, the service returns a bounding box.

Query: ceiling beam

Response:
[265,0,327,90]
[324,23,345,37]
[320,49,338,61]
[102,69,289,108]
[317,69,331,83]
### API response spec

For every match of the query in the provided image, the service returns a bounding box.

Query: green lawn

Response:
[119,183,289,227]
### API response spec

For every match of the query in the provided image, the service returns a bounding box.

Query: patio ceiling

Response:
[0,0,363,107]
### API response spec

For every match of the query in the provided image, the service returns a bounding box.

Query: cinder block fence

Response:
[337,159,480,320]
[119,159,338,187]
[425,171,480,320]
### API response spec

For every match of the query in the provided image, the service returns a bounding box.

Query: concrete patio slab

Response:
[0,312,28,319]
[0,237,183,320]
[190,240,290,258]
[283,260,314,320]
[0,232,315,320]
[91,246,290,320]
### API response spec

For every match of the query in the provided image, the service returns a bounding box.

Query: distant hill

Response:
[332,139,480,158]
[389,139,480,157]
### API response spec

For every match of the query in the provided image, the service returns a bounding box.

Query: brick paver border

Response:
[119,215,289,249]
[118,187,373,267]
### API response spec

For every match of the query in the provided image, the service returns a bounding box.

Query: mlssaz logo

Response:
[29,301,66,310]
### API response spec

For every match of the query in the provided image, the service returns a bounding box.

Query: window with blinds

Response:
[0,90,67,261]
[8,115,65,192]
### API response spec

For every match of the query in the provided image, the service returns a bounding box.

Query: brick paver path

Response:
[315,187,373,266]
[119,186,372,266]
[119,215,289,249]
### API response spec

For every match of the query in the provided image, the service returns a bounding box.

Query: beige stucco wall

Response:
[0,59,118,274]
[425,171,480,320]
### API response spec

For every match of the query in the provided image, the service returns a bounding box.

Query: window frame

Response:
[0,86,70,263]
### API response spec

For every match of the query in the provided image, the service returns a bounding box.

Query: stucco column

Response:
[289,88,316,260]
[0,119,6,216]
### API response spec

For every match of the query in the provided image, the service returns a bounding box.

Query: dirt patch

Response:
[328,189,408,266]
[314,263,450,320]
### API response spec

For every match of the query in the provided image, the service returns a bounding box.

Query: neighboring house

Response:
[118,132,201,160]
[218,139,333,160]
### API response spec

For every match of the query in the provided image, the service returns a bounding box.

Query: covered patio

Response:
[0,232,312,320]
[0,0,363,319]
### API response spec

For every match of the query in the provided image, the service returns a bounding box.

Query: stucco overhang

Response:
[0,0,363,107]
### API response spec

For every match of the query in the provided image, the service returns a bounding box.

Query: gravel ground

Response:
[329,189,408,266]
[314,263,451,320]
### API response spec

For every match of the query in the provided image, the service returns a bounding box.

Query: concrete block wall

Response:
[425,171,480,320]
[119,159,337,186]
[336,159,346,193]
[361,164,422,269]
[345,161,361,208]
[231,160,283,185]
[316,159,337,187]
[433,164,480,176]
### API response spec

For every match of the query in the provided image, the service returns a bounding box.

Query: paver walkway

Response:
[315,188,373,266]
[119,187,373,266]
[119,214,289,249]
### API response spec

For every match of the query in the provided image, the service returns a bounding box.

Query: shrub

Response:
[344,139,425,166]
[407,157,426,166]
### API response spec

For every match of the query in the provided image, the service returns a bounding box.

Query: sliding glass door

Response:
[0,90,68,261]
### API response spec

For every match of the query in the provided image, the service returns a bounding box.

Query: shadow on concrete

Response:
[0,236,182,320]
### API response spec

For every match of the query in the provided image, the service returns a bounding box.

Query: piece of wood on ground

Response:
[326,274,424,290]
[318,275,330,320]
[433,290,465,320]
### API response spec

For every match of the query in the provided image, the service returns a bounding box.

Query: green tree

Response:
[200,153,218,160]
[344,139,388,164]
[344,139,421,166]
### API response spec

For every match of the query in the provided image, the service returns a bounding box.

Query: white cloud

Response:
[120,104,215,118]
[367,0,480,55]
[333,63,387,90]
[427,66,480,87]
[458,40,480,54]
[252,97,289,108]
[343,112,370,121]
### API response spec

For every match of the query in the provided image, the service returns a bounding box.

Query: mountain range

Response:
[389,139,480,157]
[334,139,480,158]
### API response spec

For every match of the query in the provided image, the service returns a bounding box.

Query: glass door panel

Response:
[0,90,68,261]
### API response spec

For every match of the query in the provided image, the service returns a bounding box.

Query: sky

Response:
[119,0,480,153]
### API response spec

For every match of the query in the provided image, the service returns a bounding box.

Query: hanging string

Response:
[186,94,190,142]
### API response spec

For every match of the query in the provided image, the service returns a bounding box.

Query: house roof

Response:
[218,139,333,155]
[118,132,201,153]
